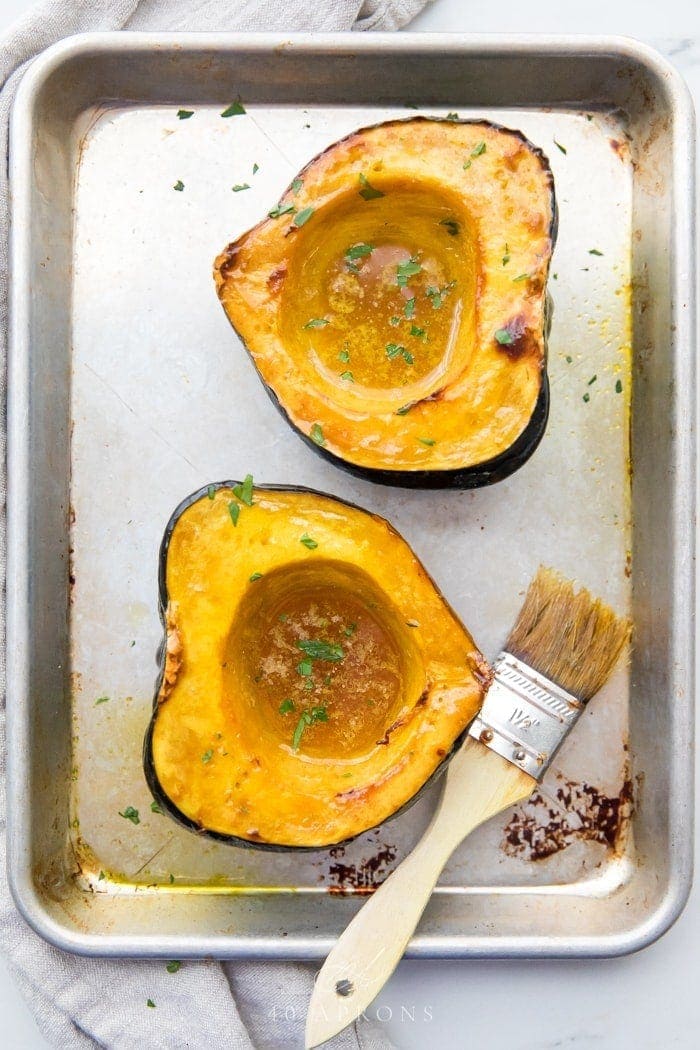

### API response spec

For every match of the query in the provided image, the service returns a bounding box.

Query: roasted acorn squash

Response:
[144,482,490,849]
[214,118,556,488]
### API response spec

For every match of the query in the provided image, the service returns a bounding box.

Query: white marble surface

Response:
[2,0,699,1047]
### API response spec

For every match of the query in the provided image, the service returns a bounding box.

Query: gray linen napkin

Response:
[0,1,429,1046]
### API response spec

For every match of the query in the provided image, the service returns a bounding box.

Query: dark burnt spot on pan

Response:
[501,772,635,861]
[609,138,627,160]
[324,836,398,895]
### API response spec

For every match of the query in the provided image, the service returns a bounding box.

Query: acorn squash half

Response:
[143,482,490,849]
[214,118,556,488]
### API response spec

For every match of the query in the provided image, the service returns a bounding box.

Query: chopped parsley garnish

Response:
[252,162,259,174]
[232,473,254,506]
[207,484,216,499]
[294,206,315,227]
[583,392,590,403]
[426,281,456,310]
[589,248,603,256]
[587,375,597,386]
[297,640,344,661]
[268,201,296,218]
[345,242,374,261]
[513,273,529,282]
[147,999,156,1009]
[232,183,250,192]
[166,961,181,973]
[344,623,357,636]
[404,297,416,319]
[340,371,354,382]
[291,716,306,751]
[303,317,329,329]
[150,801,163,814]
[201,749,214,763]
[418,437,436,446]
[615,379,623,393]
[386,343,414,364]
[566,355,573,363]
[358,173,384,200]
[98,871,106,880]
[396,257,421,287]
[338,348,350,362]
[221,100,246,117]
[291,177,304,194]
[95,696,109,705]
[502,244,510,266]
[554,139,567,154]
[279,613,288,622]
[389,316,401,327]
[177,109,194,120]
[297,659,313,677]
[169,873,175,884]
[410,325,427,340]
[292,706,328,751]
[440,219,460,236]
[279,698,295,715]
[304,679,314,691]
[445,112,459,121]
[495,328,514,346]
[300,533,318,550]
[228,501,240,526]
[119,806,140,825]
[249,572,263,582]
[173,180,184,192]
[310,423,325,445]
[396,403,413,416]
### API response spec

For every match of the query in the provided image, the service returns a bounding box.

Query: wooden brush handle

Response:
[305,738,535,1049]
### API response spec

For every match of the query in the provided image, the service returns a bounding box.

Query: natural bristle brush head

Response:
[505,567,632,702]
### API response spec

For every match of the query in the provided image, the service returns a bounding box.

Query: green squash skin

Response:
[262,375,550,491]
[216,116,558,490]
[142,482,483,853]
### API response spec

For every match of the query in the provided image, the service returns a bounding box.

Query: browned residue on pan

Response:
[323,835,398,895]
[501,770,634,861]
[609,137,629,162]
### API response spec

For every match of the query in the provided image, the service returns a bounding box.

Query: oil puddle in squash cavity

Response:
[227,561,409,760]
[280,183,476,403]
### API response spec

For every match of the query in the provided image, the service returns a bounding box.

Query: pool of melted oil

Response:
[280,183,476,399]
[231,567,406,758]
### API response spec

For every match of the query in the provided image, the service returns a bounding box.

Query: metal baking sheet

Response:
[6,33,695,958]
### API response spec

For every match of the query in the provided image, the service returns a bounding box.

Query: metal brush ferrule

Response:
[468,652,583,780]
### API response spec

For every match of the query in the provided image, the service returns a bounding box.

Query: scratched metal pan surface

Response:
[6,33,696,958]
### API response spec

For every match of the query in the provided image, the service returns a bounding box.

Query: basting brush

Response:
[306,567,632,1049]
